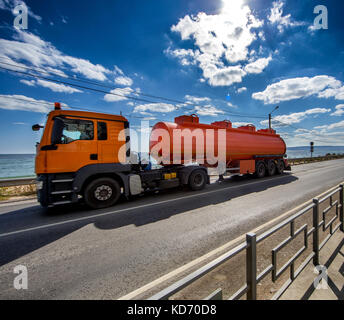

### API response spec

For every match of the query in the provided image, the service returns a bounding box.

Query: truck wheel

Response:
[267,160,277,176]
[84,178,121,209]
[255,161,266,178]
[189,170,207,191]
[276,160,284,174]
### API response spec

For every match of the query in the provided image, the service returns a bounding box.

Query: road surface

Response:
[0,159,344,299]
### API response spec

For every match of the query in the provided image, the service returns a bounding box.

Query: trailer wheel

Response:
[276,160,284,174]
[267,160,277,176]
[84,177,121,209]
[255,161,266,178]
[189,170,207,191]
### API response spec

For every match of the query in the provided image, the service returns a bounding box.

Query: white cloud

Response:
[260,108,331,126]
[0,0,42,22]
[104,87,134,102]
[20,78,82,93]
[0,31,112,82]
[252,76,343,104]
[292,129,344,146]
[165,47,199,66]
[268,0,304,33]
[36,80,82,93]
[194,105,224,117]
[20,79,35,86]
[114,65,124,76]
[315,120,344,131]
[237,87,247,94]
[0,94,53,113]
[331,104,344,116]
[232,122,254,127]
[134,103,176,113]
[317,86,344,100]
[244,56,272,74]
[114,75,133,86]
[185,95,211,104]
[169,0,266,86]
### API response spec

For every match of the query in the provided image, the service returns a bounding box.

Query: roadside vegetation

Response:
[0,185,36,201]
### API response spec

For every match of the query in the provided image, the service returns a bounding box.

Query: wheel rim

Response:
[94,185,113,201]
[258,165,265,176]
[269,164,275,174]
[193,173,204,187]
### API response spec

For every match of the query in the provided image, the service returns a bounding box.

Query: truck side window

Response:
[98,122,107,140]
[52,118,94,144]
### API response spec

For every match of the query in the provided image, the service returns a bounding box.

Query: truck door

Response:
[97,120,128,164]
[46,116,98,173]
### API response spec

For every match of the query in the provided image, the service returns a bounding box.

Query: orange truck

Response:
[33,103,290,209]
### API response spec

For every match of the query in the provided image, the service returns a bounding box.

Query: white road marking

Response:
[118,180,343,300]
[0,175,292,238]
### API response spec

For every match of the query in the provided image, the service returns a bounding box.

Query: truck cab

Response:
[34,104,209,209]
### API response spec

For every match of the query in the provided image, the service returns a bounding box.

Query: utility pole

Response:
[269,106,279,130]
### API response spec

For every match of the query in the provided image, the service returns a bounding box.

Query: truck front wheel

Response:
[189,170,207,191]
[84,178,121,209]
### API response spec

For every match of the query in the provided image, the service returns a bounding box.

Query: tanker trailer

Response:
[150,114,291,178]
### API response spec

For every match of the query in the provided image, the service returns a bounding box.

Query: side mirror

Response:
[32,124,44,131]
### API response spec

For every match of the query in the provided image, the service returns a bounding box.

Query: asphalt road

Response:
[1,159,344,299]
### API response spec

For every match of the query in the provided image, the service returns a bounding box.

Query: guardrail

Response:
[288,154,344,166]
[149,183,344,300]
[0,177,36,187]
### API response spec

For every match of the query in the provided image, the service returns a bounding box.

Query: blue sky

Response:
[0,0,344,153]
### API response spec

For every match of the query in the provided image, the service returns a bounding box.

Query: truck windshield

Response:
[52,118,94,144]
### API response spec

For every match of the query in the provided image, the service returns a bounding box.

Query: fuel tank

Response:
[149,114,286,166]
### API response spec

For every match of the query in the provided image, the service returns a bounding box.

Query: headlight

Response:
[36,180,43,190]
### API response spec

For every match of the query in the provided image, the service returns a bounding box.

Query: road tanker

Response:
[33,103,290,209]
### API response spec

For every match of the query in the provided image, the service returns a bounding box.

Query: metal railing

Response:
[149,183,344,300]
[288,154,344,166]
[0,177,36,187]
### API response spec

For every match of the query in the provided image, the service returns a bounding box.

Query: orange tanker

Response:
[150,114,288,175]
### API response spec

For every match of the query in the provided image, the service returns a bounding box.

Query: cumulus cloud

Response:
[114,75,133,86]
[0,31,112,82]
[268,0,304,33]
[168,0,269,86]
[237,87,247,94]
[0,94,54,113]
[252,76,343,104]
[104,87,134,102]
[20,78,82,93]
[134,103,176,113]
[194,105,224,117]
[315,120,344,131]
[331,104,344,116]
[184,95,211,104]
[244,56,272,74]
[260,108,331,126]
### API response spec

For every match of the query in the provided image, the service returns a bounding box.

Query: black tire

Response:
[255,161,266,178]
[276,160,284,174]
[84,178,121,209]
[189,170,207,191]
[267,160,277,176]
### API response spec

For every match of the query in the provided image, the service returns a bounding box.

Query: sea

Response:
[1,146,344,179]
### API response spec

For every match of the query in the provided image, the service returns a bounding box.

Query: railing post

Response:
[340,184,344,232]
[246,233,257,300]
[313,198,320,266]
